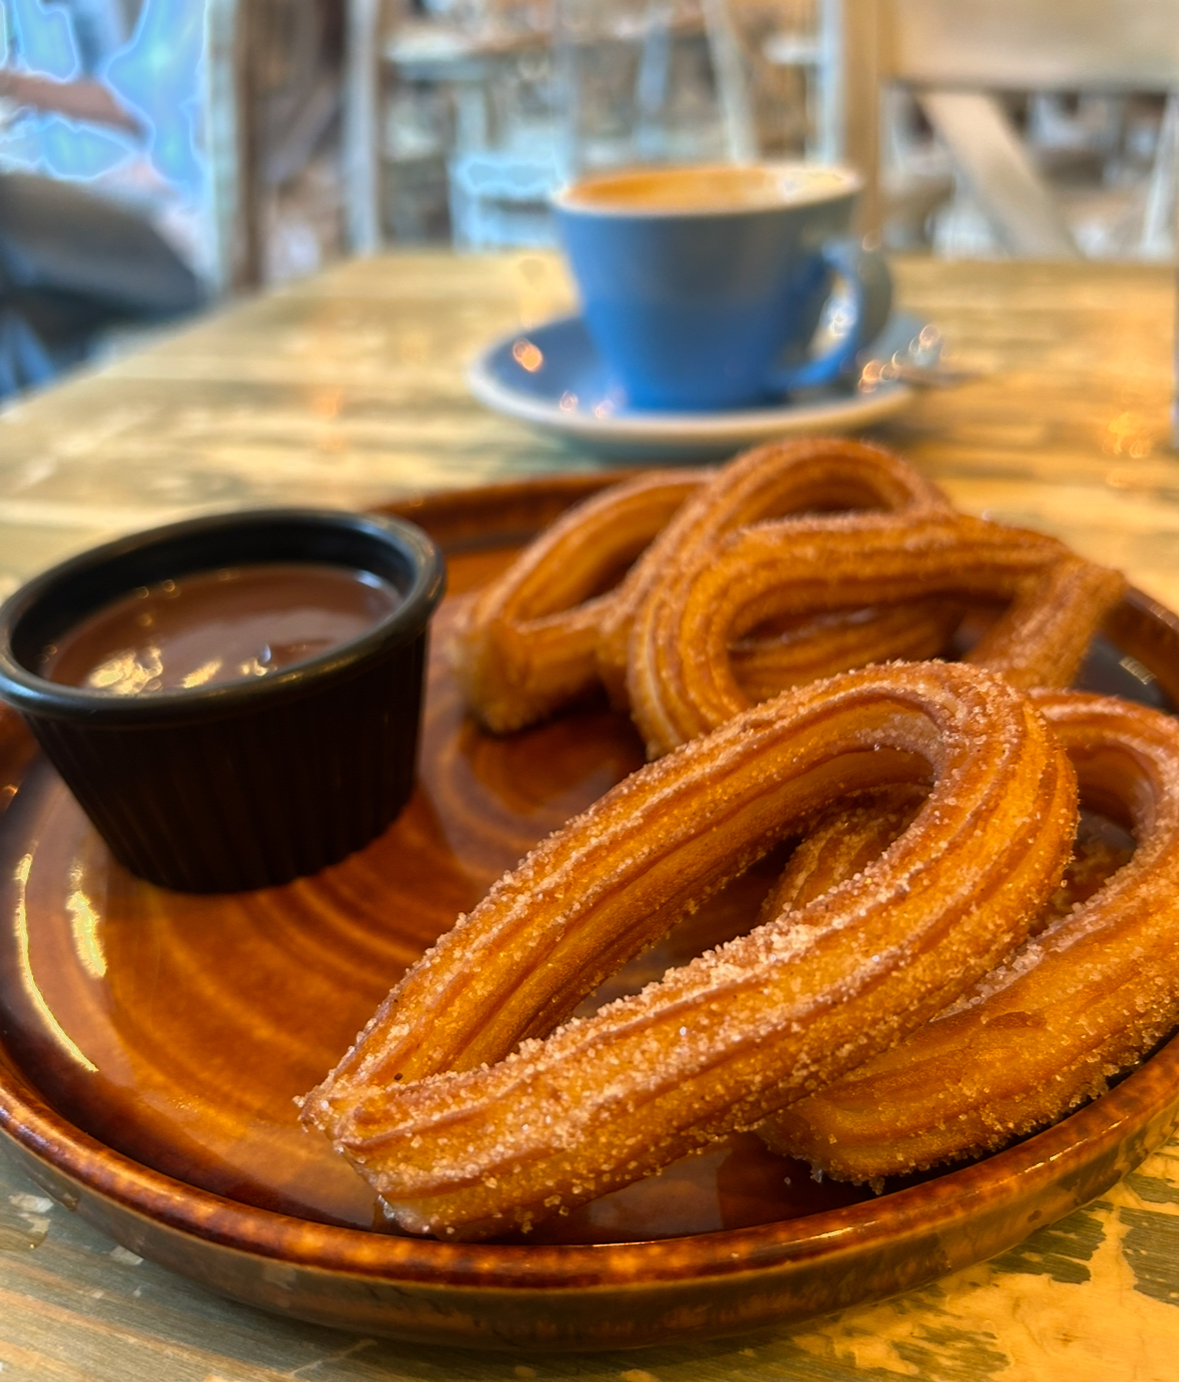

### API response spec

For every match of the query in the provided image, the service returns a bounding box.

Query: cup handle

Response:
[770,241,894,393]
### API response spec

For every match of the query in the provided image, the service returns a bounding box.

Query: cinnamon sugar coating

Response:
[628,511,1127,758]
[448,439,1126,762]
[450,470,704,733]
[762,690,1179,1183]
[595,437,954,708]
[301,662,1077,1239]
[451,438,962,735]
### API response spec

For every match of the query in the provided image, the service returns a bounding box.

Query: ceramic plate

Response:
[2,473,1179,1352]
[467,314,923,459]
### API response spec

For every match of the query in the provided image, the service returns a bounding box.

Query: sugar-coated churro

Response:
[302,662,1076,1239]
[761,689,1179,1183]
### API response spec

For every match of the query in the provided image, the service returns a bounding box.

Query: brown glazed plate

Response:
[2,472,1179,1352]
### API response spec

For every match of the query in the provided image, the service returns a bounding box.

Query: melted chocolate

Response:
[41,562,401,694]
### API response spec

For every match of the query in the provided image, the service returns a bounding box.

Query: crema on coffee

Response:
[555,164,859,214]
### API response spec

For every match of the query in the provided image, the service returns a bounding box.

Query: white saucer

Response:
[467,312,926,460]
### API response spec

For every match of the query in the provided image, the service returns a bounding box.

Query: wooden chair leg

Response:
[917,89,1079,259]
[344,0,387,255]
[1141,90,1179,260]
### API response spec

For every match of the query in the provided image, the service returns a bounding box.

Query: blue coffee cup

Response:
[552,164,892,412]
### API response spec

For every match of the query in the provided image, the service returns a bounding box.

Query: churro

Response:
[302,662,1076,1238]
[762,689,1179,1183]
[629,511,1127,757]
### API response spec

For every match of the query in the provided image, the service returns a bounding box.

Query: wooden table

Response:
[1,251,1177,1381]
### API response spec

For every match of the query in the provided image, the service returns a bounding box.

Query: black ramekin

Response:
[0,508,446,893]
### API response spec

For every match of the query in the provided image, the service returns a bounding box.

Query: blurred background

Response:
[0,0,1174,399]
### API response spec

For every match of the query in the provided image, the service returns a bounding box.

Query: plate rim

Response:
[2,472,1179,1345]
[466,313,913,446]
[4,995,1179,1288]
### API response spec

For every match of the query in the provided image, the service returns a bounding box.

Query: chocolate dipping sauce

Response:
[40,563,402,695]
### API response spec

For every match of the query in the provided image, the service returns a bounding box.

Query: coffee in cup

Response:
[552,163,891,411]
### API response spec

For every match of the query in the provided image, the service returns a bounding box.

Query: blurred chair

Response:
[207,0,347,290]
[827,0,1179,258]
[736,0,821,159]
[204,0,260,290]
[343,0,386,253]
[344,0,780,250]
[345,0,462,250]
[553,0,748,176]
[457,0,762,245]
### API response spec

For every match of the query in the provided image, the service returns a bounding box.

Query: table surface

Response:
[1,250,1178,1381]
